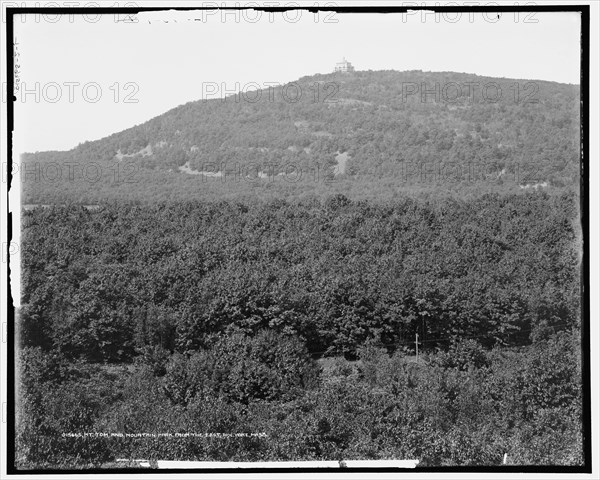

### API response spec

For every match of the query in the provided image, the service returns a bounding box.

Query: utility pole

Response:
[415,333,419,361]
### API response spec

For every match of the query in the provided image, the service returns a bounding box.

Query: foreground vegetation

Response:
[15,192,583,468]
[17,331,582,468]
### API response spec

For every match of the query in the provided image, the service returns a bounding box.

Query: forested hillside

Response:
[20,70,580,203]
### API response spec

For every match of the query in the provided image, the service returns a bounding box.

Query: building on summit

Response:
[334,57,355,73]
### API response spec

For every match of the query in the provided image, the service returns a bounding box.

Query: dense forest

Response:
[20,70,579,203]
[20,194,580,360]
[17,192,583,467]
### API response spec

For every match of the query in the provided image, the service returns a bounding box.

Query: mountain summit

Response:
[21,70,579,203]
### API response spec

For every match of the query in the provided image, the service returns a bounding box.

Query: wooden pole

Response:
[415,333,419,360]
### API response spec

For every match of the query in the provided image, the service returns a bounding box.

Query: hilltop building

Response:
[334,57,355,73]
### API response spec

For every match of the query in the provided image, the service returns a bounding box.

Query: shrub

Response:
[16,348,112,468]
[163,330,321,405]
[433,339,490,371]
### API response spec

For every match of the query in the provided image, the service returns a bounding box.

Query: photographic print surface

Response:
[5,2,590,474]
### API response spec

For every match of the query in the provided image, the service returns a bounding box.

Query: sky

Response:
[12,8,581,153]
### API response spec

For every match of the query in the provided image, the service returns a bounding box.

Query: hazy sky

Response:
[13,8,581,153]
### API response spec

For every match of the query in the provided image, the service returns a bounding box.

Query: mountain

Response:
[20,70,580,203]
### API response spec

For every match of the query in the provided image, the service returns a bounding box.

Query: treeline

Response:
[20,192,580,362]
